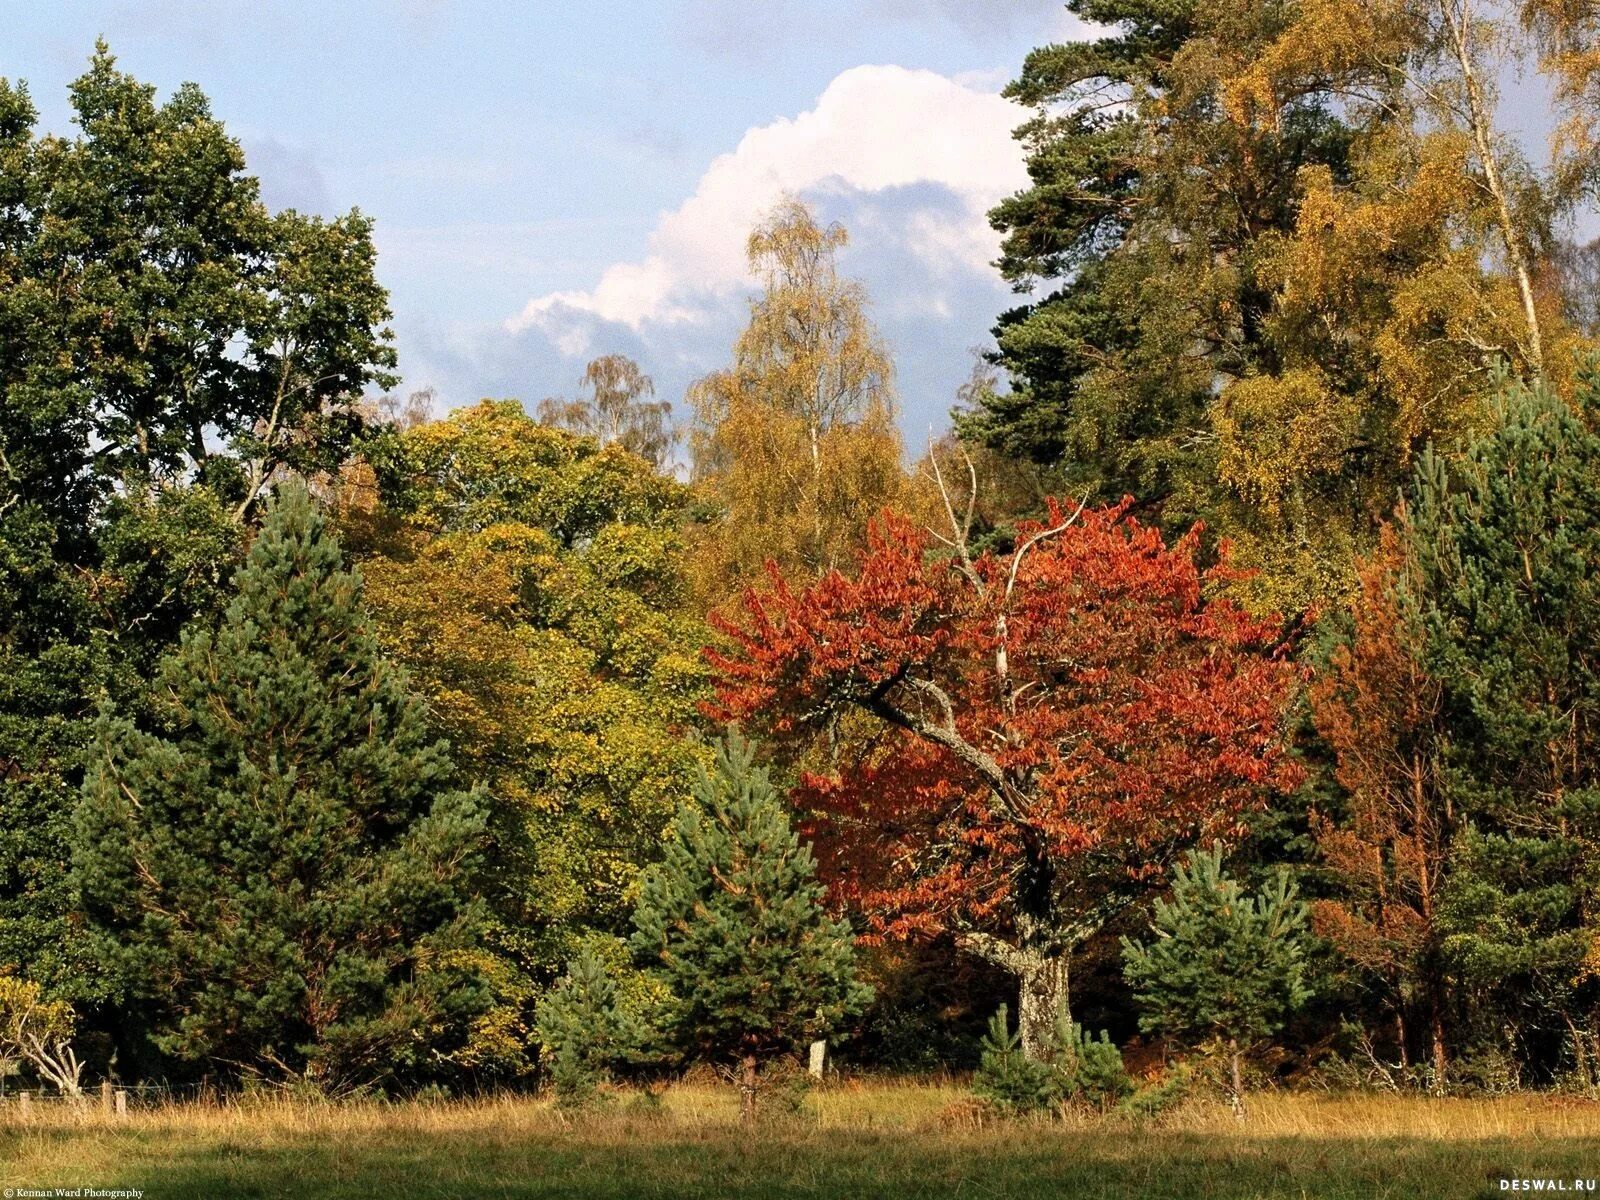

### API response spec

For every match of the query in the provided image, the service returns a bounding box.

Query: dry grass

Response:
[3,1083,1600,1198]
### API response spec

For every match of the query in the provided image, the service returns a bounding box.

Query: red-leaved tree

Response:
[709,491,1304,1057]
[1309,520,1452,1087]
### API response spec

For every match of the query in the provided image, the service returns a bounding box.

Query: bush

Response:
[972,1005,1132,1114]
[1062,1024,1135,1110]
[759,1055,817,1122]
[1117,1064,1195,1121]
[974,1006,1059,1112]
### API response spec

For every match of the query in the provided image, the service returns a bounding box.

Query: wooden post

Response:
[18,1090,30,1117]
[115,1089,127,1118]
[808,1039,826,1079]
[101,1080,113,1115]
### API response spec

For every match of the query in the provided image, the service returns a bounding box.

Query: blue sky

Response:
[4,0,1088,444]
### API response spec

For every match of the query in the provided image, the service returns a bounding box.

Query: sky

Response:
[3,0,1095,446]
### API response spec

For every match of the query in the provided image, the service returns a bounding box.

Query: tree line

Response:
[2,5,1599,1112]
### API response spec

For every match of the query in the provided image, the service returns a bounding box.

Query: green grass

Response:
[4,1084,1600,1198]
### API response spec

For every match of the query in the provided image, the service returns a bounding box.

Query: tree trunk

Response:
[1229,1040,1246,1122]
[1445,0,1544,374]
[1430,993,1449,1095]
[739,1054,758,1126]
[1018,955,1070,1061]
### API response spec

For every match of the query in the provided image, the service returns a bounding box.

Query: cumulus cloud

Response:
[507,63,1029,348]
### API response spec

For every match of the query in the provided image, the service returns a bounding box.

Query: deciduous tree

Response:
[0,45,395,1008]
[352,401,710,1072]
[710,495,1302,1058]
[537,355,676,469]
[689,200,904,603]
[965,1,1592,613]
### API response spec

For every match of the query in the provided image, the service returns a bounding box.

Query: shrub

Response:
[1061,1023,1135,1109]
[1117,1064,1195,1121]
[973,1004,1132,1114]
[974,1006,1059,1112]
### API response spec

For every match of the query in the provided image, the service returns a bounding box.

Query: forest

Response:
[4,0,1600,1156]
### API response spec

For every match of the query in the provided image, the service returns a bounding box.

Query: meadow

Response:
[4,1082,1600,1199]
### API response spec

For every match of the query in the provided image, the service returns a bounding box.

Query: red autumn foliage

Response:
[707,501,1305,964]
[1308,521,1451,1077]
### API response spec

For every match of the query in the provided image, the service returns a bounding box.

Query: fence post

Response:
[808,1039,826,1078]
[115,1089,127,1118]
[18,1090,29,1117]
[101,1080,113,1115]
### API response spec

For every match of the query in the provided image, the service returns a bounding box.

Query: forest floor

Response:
[3,1080,1599,1198]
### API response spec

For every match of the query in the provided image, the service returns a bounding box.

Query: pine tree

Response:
[75,485,487,1089]
[973,1004,1132,1115]
[629,731,870,1124]
[534,948,647,1108]
[1121,845,1312,1118]
[1408,367,1600,1076]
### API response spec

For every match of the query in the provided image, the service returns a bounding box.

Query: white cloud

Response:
[505,64,1029,340]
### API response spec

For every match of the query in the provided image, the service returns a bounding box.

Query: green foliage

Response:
[1067,1024,1136,1109]
[962,2,1582,613]
[973,1005,1133,1114]
[534,949,645,1108]
[0,42,394,520]
[629,732,871,1075]
[1407,367,1600,1057]
[974,1006,1058,1113]
[354,400,710,1075]
[961,2,1360,600]
[75,486,487,1089]
[0,44,394,1017]
[1122,844,1313,1058]
[1118,1064,1196,1121]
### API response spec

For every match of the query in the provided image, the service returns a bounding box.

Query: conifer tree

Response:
[1122,845,1311,1118]
[75,485,486,1089]
[629,732,870,1123]
[1408,367,1600,1072]
[534,948,646,1108]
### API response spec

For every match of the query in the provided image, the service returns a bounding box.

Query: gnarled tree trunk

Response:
[1018,955,1071,1061]
[957,931,1073,1060]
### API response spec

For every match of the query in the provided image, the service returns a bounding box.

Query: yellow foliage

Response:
[1224,0,1409,130]
[689,199,906,605]
[1215,370,1361,511]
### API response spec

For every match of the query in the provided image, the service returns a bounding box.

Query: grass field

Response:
[4,1082,1600,1199]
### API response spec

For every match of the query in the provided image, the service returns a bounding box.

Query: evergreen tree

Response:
[1122,845,1312,1118]
[75,486,486,1089]
[0,44,393,1014]
[973,1004,1132,1115]
[629,732,870,1123]
[534,948,646,1108]
[1408,367,1600,1076]
[964,3,1587,612]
